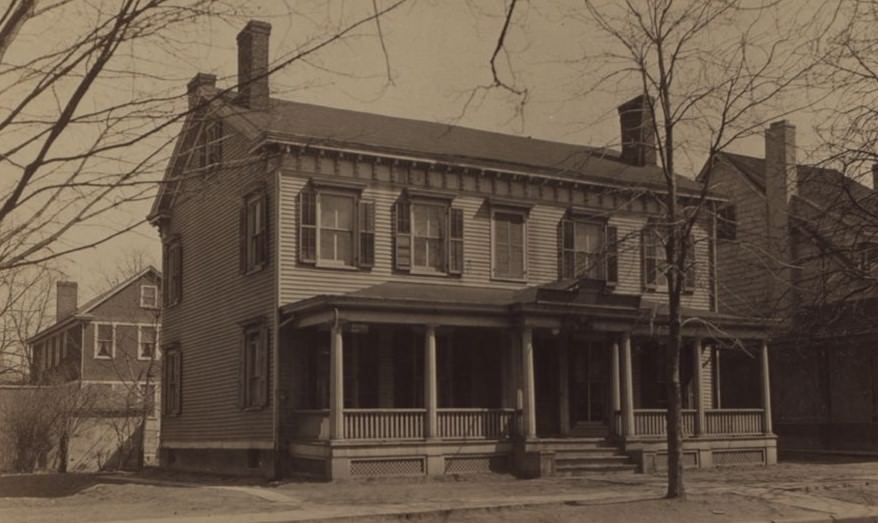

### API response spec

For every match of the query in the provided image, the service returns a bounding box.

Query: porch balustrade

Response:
[705,408,764,434]
[343,408,425,440]
[437,408,516,439]
[631,408,764,437]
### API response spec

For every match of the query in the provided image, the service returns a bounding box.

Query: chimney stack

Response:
[56,281,78,322]
[236,20,271,111]
[764,120,798,316]
[618,94,657,167]
[871,162,878,190]
[187,72,216,110]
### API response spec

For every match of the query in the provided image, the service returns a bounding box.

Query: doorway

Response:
[569,341,609,427]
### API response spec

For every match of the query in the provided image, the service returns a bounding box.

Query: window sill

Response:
[243,264,266,276]
[242,405,266,413]
[410,268,449,277]
[94,355,113,361]
[313,261,363,271]
[491,275,528,284]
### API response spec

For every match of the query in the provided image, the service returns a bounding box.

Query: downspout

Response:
[271,168,282,480]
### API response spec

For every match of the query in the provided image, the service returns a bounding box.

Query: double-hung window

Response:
[240,190,269,273]
[559,214,618,286]
[394,191,463,275]
[299,180,374,269]
[140,285,158,309]
[240,322,269,410]
[95,323,114,359]
[642,221,696,291]
[493,211,526,280]
[139,326,158,360]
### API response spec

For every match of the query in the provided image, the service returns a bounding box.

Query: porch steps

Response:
[532,436,638,475]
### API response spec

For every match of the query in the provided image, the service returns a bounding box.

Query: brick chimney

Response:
[236,20,271,111]
[187,72,216,110]
[764,120,798,317]
[56,281,78,322]
[618,94,657,167]
[871,162,878,189]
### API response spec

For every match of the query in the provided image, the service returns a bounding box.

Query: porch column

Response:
[610,339,621,437]
[424,325,438,439]
[558,333,570,435]
[761,340,773,435]
[693,337,706,436]
[521,326,537,439]
[620,332,635,437]
[329,321,344,440]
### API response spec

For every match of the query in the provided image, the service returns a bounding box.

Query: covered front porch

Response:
[278,282,776,479]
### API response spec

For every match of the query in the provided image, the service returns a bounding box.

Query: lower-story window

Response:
[162,346,182,416]
[240,322,269,410]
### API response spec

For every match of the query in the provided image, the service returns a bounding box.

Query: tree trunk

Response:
[666,284,685,498]
[57,432,68,473]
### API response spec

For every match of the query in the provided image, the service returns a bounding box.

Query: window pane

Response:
[321,194,353,229]
[414,205,428,236]
[509,218,523,246]
[336,231,353,264]
[495,244,509,275]
[414,238,427,266]
[510,246,524,277]
[495,218,509,244]
[319,231,335,260]
[427,238,443,269]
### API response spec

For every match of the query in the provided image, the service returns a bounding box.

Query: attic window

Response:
[140,285,158,309]
[196,119,222,170]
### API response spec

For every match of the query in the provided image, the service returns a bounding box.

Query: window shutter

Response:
[684,235,696,292]
[174,244,183,303]
[357,200,375,268]
[162,353,169,413]
[299,188,317,264]
[394,199,411,270]
[239,205,247,273]
[606,225,618,287]
[559,219,574,279]
[238,334,247,410]
[261,326,271,408]
[260,192,270,267]
[642,227,657,289]
[174,351,182,416]
[162,246,170,306]
[448,207,464,275]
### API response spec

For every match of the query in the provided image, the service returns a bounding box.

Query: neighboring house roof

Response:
[27,265,162,343]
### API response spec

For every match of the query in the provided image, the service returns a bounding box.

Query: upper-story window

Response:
[240,190,269,273]
[140,285,158,309]
[642,221,695,292]
[163,237,182,306]
[196,118,222,171]
[492,210,527,281]
[139,325,159,361]
[717,205,737,240]
[559,213,618,286]
[299,182,374,269]
[95,323,115,359]
[394,192,463,275]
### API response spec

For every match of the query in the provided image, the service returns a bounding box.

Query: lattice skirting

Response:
[350,457,425,477]
[713,449,765,467]
[444,455,509,474]
[290,457,326,477]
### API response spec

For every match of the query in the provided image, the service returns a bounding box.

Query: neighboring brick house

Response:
[701,122,878,452]
[26,266,162,470]
[149,20,774,480]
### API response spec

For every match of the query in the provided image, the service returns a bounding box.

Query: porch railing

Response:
[631,408,764,437]
[343,408,425,440]
[437,408,516,439]
[285,409,330,441]
[705,408,763,434]
[633,409,695,436]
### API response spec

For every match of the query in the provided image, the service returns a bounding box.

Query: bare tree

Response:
[0,264,57,382]
[0,0,408,274]
[476,0,841,497]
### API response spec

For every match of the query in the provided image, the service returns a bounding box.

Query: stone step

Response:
[556,462,639,475]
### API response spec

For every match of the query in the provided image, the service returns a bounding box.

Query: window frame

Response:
[316,190,358,269]
[138,325,160,361]
[491,208,528,282]
[563,217,608,281]
[410,200,449,275]
[299,180,373,271]
[140,284,159,309]
[241,190,269,274]
[94,322,115,360]
[717,205,737,241]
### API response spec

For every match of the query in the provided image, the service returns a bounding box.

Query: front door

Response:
[569,342,609,425]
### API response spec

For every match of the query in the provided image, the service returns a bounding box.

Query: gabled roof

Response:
[28,266,162,343]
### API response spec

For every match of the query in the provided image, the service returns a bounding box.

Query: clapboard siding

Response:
[160,123,275,443]
[278,166,712,311]
[710,160,772,316]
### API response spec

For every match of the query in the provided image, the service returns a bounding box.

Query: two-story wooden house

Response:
[703,122,878,453]
[149,20,775,479]
[27,266,162,470]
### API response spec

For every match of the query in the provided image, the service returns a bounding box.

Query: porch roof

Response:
[280,280,772,338]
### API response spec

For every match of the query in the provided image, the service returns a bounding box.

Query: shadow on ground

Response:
[0,473,101,498]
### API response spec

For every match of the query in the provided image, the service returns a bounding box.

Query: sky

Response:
[9,0,836,298]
